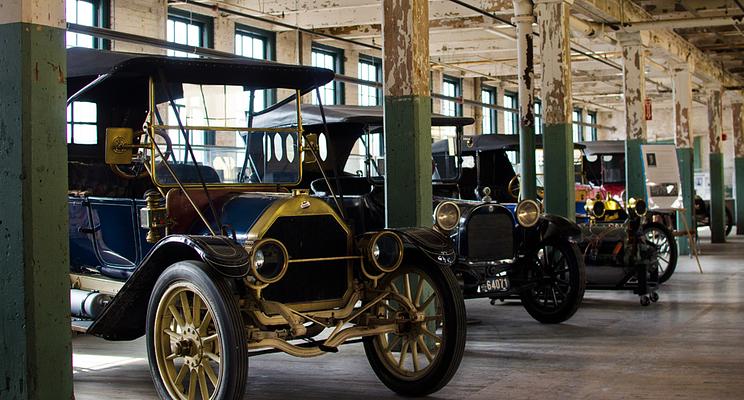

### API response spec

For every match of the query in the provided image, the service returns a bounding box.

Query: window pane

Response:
[311,50,338,105]
[77,1,94,25]
[74,124,98,144]
[74,102,97,123]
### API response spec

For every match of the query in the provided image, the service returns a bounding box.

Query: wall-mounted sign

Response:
[641,144,683,210]
[644,98,653,121]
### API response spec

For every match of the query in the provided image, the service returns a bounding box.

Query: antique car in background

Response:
[579,197,663,305]
[254,105,587,324]
[431,134,678,286]
[66,48,467,399]
[580,140,734,236]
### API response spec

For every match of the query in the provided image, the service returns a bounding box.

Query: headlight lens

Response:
[585,199,606,219]
[515,199,541,228]
[628,197,647,217]
[249,239,289,284]
[434,201,460,231]
[368,232,404,273]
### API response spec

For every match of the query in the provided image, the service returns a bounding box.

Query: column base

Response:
[625,138,647,202]
[676,148,694,255]
[710,152,726,243]
[383,95,433,228]
[736,157,744,235]
[542,123,575,220]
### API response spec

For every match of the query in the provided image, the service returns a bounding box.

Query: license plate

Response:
[478,276,510,293]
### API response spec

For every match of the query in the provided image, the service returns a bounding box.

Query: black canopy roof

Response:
[432,134,586,154]
[579,140,625,156]
[66,47,335,103]
[252,103,475,129]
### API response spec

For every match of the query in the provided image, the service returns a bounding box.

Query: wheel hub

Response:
[175,325,205,370]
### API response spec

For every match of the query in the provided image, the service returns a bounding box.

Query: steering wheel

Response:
[508,175,520,200]
[110,129,173,180]
[508,174,545,200]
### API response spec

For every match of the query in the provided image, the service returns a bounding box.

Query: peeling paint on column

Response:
[672,64,692,149]
[708,88,723,154]
[513,10,534,127]
[618,32,646,142]
[537,0,571,125]
[733,102,744,158]
[383,0,429,97]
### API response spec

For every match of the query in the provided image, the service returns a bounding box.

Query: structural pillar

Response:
[617,31,647,202]
[382,0,432,227]
[707,86,726,243]
[734,99,744,235]
[513,0,537,201]
[536,0,574,219]
[671,63,695,255]
[0,2,73,399]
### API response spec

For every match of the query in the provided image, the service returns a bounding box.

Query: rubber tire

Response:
[520,240,586,324]
[363,263,466,397]
[643,222,678,284]
[146,261,248,400]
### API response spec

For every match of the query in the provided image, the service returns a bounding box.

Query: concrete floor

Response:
[73,230,744,400]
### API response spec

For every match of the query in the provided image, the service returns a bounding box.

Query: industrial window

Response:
[311,44,344,105]
[358,56,382,106]
[585,111,597,141]
[66,0,108,49]
[167,9,213,58]
[481,87,497,134]
[67,102,97,145]
[572,109,583,142]
[441,76,462,117]
[534,100,543,135]
[235,25,276,111]
[503,92,518,135]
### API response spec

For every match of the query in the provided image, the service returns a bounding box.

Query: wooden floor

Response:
[73,230,744,399]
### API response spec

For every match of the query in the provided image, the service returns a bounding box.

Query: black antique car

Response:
[254,105,587,324]
[429,134,676,294]
[66,48,467,399]
[580,197,663,305]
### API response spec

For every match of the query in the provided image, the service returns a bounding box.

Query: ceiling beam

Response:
[575,0,743,87]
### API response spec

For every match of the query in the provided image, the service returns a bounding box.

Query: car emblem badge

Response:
[300,200,311,209]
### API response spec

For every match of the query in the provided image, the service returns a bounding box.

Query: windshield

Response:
[344,126,462,181]
[149,83,301,186]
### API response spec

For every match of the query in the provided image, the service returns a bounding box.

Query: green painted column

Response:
[733,101,744,235]
[617,32,647,202]
[0,3,73,399]
[737,157,744,235]
[707,87,726,243]
[535,0,574,219]
[382,0,432,227]
[672,63,694,255]
[513,0,537,201]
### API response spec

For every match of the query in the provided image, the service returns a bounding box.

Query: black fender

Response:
[388,227,456,267]
[539,214,582,242]
[88,235,250,341]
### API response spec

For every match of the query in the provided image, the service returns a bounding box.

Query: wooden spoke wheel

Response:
[520,240,586,324]
[147,261,247,400]
[364,264,466,397]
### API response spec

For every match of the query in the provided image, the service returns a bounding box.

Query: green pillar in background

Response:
[617,32,647,202]
[0,3,73,399]
[707,87,726,243]
[536,0,575,219]
[382,0,432,227]
[733,101,744,235]
[671,63,695,255]
[513,0,537,201]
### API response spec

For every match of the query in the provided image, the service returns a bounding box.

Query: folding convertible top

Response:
[252,103,475,129]
[66,47,335,103]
